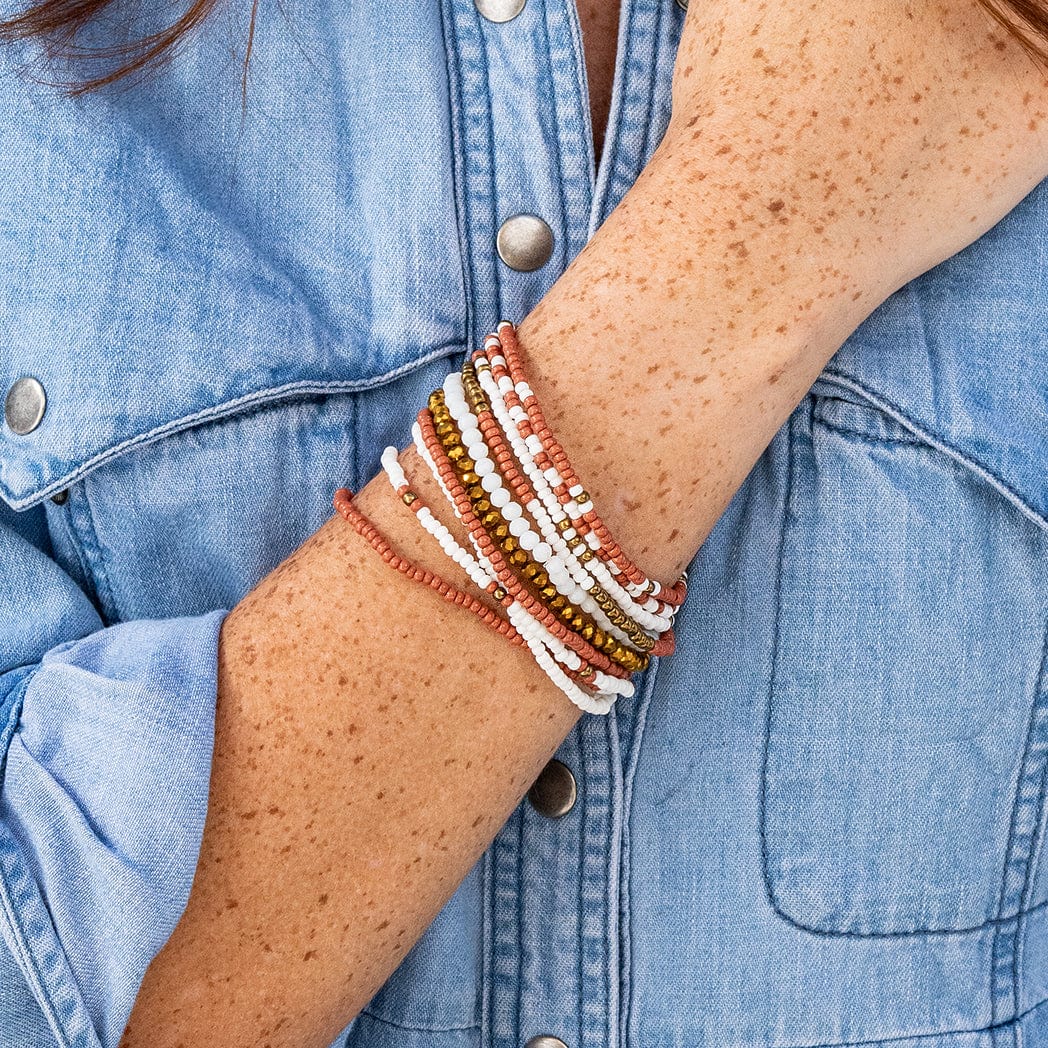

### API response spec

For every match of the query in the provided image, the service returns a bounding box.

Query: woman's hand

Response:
[665,0,1048,305]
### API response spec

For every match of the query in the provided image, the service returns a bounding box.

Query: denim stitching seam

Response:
[66,478,120,626]
[1009,626,1048,1020]
[619,660,659,1048]
[990,621,1048,1023]
[539,0,574,261]
[436,0,477,353]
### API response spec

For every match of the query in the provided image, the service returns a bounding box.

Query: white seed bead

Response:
[381,446,407,487]
[406,350,675,712]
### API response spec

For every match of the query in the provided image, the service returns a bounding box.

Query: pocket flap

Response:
[812,176,1048,529]
[0,9,466,510]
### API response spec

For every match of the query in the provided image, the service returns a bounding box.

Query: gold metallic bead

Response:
[549,596,567,612]
[576,490,590,503]
[482,511,501,529]
[402,491,418,506]
[539,584,557,601]
[556,518,572,532]
[577,665,596,682]
[447,445,467,463]
[465,479,483,494]
[601,634,618,654]
[502,536,519,553]
[492,586,507,600]
[591,628,606,649]
[493,523,509,541]
[567,535,583,548]
[459,456,476,472]
[579,623,595,641]
[509,550,529,567]
[435,421,455,437]
[474,498,492,515]
[558,604,576,622]
[570,613,585,631]
[462,368,489,413]
[579,549,595,563]
[531,571,549,589]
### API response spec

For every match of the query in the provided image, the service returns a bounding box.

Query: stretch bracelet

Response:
[486,321,688,608]
[417,402,636,679]
[381,445,635,704]
[332,320,686,715]
[334,483,617,710]
[437,369,657,653]
[467,345,677,630]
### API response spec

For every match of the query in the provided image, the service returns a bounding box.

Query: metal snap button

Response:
[524,1037,569,1048]
[4,377,47,435]
[675,0,687,10]
[496,214,554,272]
[527,758,577,818]
[475,0,525,22]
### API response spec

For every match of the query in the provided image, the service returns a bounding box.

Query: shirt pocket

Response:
[760,387,1048,938]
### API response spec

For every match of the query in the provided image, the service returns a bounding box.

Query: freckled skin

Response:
[120,4,1048,1047]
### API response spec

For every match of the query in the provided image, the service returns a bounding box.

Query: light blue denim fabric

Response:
[0,0,1046,1041]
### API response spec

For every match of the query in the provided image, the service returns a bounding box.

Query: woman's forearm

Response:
[122,4,1048,1046]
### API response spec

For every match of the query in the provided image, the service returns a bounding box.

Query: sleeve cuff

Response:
[0,609,228,1048]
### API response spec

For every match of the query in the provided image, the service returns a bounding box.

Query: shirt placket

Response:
[436,0,684,1041]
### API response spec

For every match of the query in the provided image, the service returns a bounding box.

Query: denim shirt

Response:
[1,0,1047,1041]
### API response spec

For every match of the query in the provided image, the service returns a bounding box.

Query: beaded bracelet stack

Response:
[333,320,687,715]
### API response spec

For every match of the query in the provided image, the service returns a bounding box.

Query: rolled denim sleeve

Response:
[0,510,228,1048]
